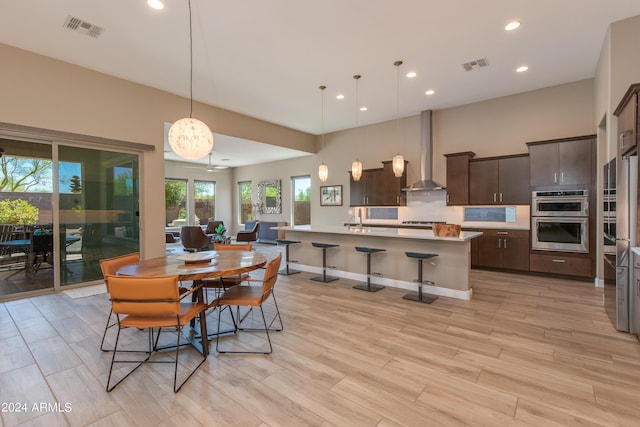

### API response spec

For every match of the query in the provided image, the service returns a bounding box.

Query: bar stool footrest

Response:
[310,275,338,283]
[402,292,438,304]
[353,283,385,292]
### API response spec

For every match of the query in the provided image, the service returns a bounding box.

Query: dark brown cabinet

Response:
[470,229,530,271]
[529,252,592,278]
[349,160,407,207]
[469,155,530,205]
[444,152,475,205]
[614,84,640,157]
[528,136,594,188]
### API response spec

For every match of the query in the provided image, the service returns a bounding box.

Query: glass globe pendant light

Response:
[318,85,329,182]
[392,60,405,177]
[168,0,213,160]
[351,74,363,181]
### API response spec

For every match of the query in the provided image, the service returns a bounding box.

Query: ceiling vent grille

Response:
[462,57,488,71]
[63,15,104,39]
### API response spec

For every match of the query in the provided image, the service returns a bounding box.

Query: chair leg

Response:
[217,301,279,354]
[106,323,152,392]
[173,325,207,393]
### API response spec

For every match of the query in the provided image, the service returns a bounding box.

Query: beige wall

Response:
[0,42,315,259]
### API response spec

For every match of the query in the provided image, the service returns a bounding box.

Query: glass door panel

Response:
[0,139,54,297]
[58,146,139,286]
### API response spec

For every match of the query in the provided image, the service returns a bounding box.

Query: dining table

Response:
[115,250,267,356]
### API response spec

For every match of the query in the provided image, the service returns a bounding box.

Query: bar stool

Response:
[276,239,300,275]
[353,247,386,292]
[310,242,339,283]
[404,252,439,304]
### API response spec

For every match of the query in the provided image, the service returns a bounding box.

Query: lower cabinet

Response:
[471,229,530,271]
[529,252,592,278]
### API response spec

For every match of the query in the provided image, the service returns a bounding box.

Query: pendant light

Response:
[167,0,213,160]
[351,74,363,181]
[392,60,405,177]
[318,85,329,182]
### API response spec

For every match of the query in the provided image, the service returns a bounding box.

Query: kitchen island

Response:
[279,225,482,300]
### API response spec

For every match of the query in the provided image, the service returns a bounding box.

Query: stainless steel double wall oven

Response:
[531,190,589,253]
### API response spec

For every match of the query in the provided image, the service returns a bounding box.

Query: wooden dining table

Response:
[115,250,267,356]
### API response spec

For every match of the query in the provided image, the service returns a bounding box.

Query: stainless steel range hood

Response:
[403,110,446,191]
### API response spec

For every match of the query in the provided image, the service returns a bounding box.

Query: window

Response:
[292,175,311,225]
[238,181,252,224]
[165,179,187,226]
[195,180,215,222]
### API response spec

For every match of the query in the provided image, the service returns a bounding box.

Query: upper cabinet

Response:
[444,152,475,206]
[349,160,407,207]
[527,136,595,188]
[614,83,640,157]
[469,154,530,205]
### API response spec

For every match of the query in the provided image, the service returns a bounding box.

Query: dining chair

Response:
[203,243,253,296]
[180,226,212,252]
[104,274,207,393]
[215,253,283,354]
[98,252,140,352]
[236,221,260,243]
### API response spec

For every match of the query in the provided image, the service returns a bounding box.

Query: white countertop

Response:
[279,225,482,242]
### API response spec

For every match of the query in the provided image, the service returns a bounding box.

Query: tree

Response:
[69,175,82,193]
[165,181,186,208]
[0,199,39,224]
[0,156,52,192]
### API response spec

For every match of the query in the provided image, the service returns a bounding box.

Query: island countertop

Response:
[278,224,482,242]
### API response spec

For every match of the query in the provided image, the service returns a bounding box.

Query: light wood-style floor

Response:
[1,250,640,426]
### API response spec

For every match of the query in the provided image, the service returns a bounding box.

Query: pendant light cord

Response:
[320,85,326,149]
[395,61,401,133]
[188,0,194,118]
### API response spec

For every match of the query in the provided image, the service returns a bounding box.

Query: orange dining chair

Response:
[98,252,140,352]
[214,253,283,354]
[104,274,207,393]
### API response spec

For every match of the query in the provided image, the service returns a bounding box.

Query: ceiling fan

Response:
[184,152,224,173]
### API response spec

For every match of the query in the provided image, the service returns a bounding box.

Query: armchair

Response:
[236,221,260,243]
[180,226,212,252]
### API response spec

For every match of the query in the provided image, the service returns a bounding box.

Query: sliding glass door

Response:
[59,146,140,286]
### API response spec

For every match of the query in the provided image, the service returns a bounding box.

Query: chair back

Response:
[261,254,282,301]
[213,243,252,251]
[99,252,140,276]
[236,222,260,242]
[105,274,181,316]
[205,221,225,235]
[180,226,211,251]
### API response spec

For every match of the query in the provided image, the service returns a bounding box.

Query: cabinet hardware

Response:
[493,193,497,203]
[554,172,557,183]
[552,259,566,263]
[503,238,507,249]
[560,172,564,184]
[499,193,503,202]
[446,194,450,203]
[497,231,509,235]
[498,239,501,249]
[397,196,399,204]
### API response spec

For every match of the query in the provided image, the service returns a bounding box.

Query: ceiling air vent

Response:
[63,15,104,39]
[462,57,488,71]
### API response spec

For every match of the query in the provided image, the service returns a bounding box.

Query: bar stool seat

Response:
[310,243,339,283]
[404,252,439,304]
[353,247,386,292]
[276,239,301,275]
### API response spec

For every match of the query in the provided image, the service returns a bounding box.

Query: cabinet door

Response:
[558,138,592,186]
[446,154,471,205]
[498,156,530,204]
[381,161,407,206]
[618,94,637,156]
[502,232,530,271]
[477,234,503,268]
[366,169,384,206]
[349,173,366,206]
[469,159,499,204]
[529,143,559,187]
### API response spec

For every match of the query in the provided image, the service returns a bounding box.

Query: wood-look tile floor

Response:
[1,259,640,426]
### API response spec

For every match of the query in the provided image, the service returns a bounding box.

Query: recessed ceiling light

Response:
[147,0,164,10]
[505,21,520,31]
[406,72,417,78]
[425,90,435,95]
[360,107,368,111]
[336,94,345,100]
[516,65,529,73]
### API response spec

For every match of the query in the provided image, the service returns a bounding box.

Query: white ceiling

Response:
[1,0,640,166]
